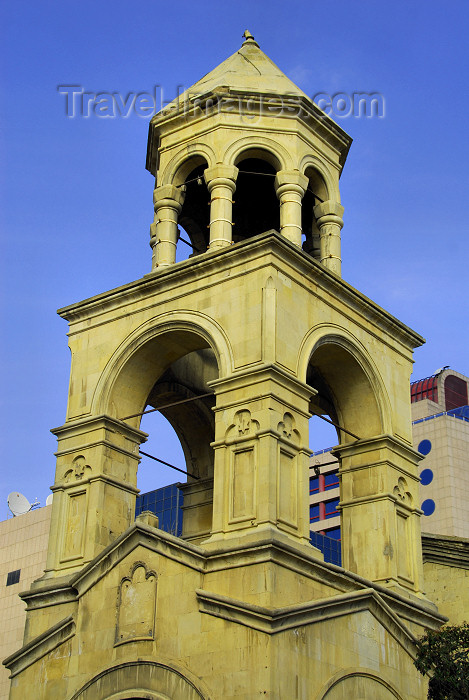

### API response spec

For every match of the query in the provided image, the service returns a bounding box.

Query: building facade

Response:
[3,32,445,699]
[411,368,469,537]
[0,506,52,700]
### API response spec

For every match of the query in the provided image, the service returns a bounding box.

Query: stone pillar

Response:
[275,170,308,247]
[150,184,185,270]
[45,416,147,577]
[313,200,344,275]
[335,435,425,596]
[204,165,238,250]
[206,367,319,552]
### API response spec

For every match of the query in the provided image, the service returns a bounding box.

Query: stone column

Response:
[336,435,425,596]
[206,367,318,552]
[150,184,185,270]
[46,415,147,577]
[313,199,344,275]
[275,170,308,247]
[204,165,238,250]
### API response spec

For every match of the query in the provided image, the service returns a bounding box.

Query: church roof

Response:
[147,32,353,175]
[177,31,309,102]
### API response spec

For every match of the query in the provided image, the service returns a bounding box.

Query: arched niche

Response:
[303,333,388,444]
[318,668,405,700]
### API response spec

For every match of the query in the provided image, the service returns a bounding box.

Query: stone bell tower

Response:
[5,32,444,700]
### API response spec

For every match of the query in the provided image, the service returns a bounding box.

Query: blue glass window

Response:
[135,484,184,536]
[420,468,434,486]
[309,504,320,522]
[421,499,436,516]
[418,439,432,456]
[324,498,340,519]
[325,526,341,541]
[309,476,319,494]
[324,472,339,490]
[6,569,20,586]
[310,531,341,566]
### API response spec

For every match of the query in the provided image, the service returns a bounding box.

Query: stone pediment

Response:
[71,520,206,598]
[7,518,444,694]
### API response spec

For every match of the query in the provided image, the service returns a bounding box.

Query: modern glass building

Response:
[136,483,183,537]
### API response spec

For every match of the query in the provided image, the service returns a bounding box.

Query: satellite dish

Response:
[8,491,32,517]
[46,494,53,506]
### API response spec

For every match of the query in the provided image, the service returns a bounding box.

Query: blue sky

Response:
[1,1,468,514]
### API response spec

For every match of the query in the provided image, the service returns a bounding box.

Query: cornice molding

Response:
[57,231,423,352]
[422,532,469,570]
[196,587,420,658]
[3,615,75,678]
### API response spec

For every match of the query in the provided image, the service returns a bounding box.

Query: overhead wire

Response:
[175,170,324,202]
[120,393,213,480]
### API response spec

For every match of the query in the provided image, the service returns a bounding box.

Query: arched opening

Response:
[138,411,186,493]
[103,327,222,543]
[177,161,209,261]
[302,166,329,260]
[143,348,217,482]
[319,670,404,700]
[306,339,384,557]
[232,155,280,240]
[307,341,382,441]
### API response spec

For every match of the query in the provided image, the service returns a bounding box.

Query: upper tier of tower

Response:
[146,31,352,276]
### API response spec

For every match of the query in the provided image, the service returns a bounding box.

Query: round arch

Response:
[69,660,209,700]
[316,668,405,700]
[223,135,291,172]
[298,326,391,440]
[299,155,339,202]
[92,311,234,426]
[160,145,216,186]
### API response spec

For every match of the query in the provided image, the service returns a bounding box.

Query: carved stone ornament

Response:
[64,455,92,482]
[393,477,413,505]
[277,412,300,443]
[115,562,157,645]
[226,409,260,439]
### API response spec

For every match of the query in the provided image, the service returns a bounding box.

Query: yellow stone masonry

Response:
[4,32,447,699]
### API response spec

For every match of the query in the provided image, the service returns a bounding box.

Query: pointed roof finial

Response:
[242,30,259,48]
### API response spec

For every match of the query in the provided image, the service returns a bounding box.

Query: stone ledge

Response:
[422,532,469,570]
[3,615,75,678]
[57,230,423,351]
[196,587,420,657]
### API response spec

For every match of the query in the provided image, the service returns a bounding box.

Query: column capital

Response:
[313,199,344,223]
[153,184,185,208]
[274,170,308,193]
[204,164,238,188]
